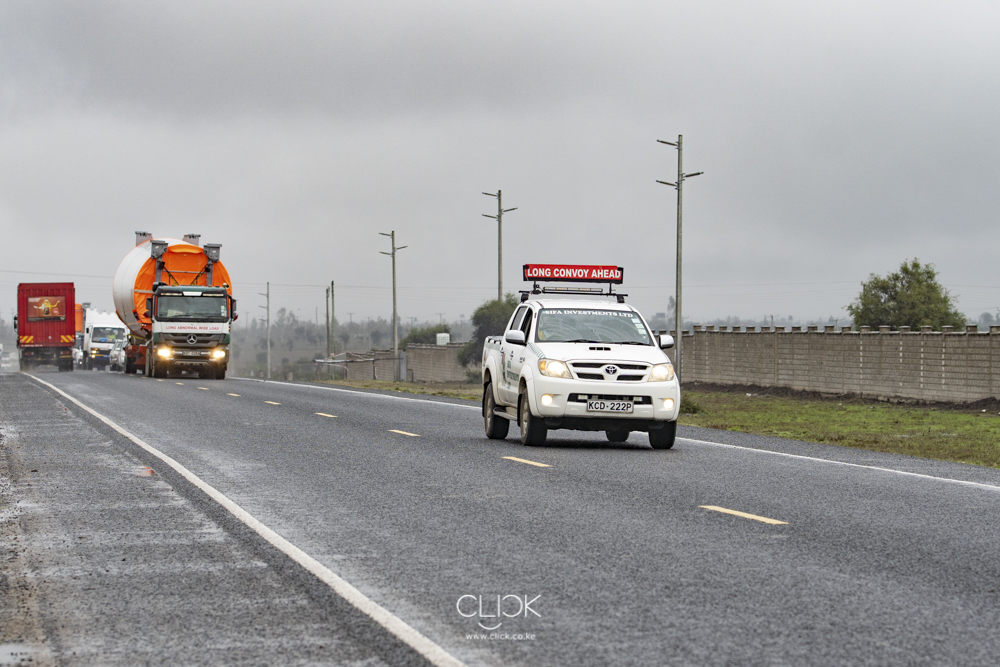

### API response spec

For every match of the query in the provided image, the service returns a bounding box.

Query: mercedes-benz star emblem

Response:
[187,335,198,345]
[604,365,619,375]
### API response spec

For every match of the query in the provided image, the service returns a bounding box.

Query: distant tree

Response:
[370,330,384,348]
[400,324,450,348]
[846,259,966,330]
[458,293,519,366]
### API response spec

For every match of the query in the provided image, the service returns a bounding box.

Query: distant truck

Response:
[14,282,76,372]
[112,232,236,379]
[82,309,127,371]
[481,264,680,448]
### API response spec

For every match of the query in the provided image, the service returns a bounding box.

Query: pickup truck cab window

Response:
[509,306,527,333]
[535,308,652,345]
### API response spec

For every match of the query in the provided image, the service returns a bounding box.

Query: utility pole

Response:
[258,282,270,380]
[657,135,703,384]
[379,231,407,381]
[482,191,517,301]
[330,280,335,356]
[325,287,331,358]
[437,312,445,325]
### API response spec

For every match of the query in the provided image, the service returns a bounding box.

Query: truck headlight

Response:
[212,349,226,359]
[647,363,675,382]
[538,359,572,378]
[157,347,173,358]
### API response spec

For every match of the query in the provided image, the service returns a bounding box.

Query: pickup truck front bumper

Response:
[527,375,680,425]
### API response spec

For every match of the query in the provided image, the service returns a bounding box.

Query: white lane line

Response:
[680,438,1000,493]
[232,377,481,411]
[27,374,468,667]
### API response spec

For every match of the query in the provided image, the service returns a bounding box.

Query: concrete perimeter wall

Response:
[406,343,472,383]
[680,325,1000,402]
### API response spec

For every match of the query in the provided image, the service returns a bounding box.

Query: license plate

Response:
[587,400,634,413]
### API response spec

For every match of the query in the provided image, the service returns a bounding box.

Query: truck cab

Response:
[481,265,680,449]
[146,284,236,379]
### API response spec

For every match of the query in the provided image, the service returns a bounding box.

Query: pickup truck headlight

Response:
[157,347,173,358]
[538,359,572,378]
[647,363,675,382]
[212,349,226,359]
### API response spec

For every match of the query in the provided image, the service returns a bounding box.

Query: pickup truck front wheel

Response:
[519,391,547,446]
[649,421,677,450]
[483,382,509,440]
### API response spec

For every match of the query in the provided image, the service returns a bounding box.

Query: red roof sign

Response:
[523,264,624,284]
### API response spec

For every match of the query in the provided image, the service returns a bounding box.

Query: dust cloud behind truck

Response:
[112,232,236,379]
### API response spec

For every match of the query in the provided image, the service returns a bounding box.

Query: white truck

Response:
[481,264,681,448]
[82,309,128,371]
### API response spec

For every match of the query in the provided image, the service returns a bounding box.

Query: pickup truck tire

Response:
[649,421,677,450]
[518,391,547,446]
[483,382,509,440]
[606,430,629,443]
[216,368,226,380]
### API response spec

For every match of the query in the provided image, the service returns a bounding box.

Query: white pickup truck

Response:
[481,272,680,448]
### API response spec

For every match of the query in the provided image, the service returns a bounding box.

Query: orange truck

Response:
[14,282,76,372]
[112,232,236,379]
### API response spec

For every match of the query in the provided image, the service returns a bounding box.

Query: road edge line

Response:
[26,373,468,667]
[680,437,1000,493]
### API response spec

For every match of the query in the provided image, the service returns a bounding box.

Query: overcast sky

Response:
[2,1,998,329]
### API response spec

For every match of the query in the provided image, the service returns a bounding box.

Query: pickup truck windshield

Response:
[535,308,652,345]
[91,327,124,342]
[156,295,228,321]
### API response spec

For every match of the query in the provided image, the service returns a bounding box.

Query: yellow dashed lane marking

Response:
[156,379,164,382]
[198,387,209,390]
[264,401,281,405]
[175,382,184,385]
[389,429,419,437]
[699,506,788,525]
[502,456,551,468]
[316,413,338,418]
[227,393,240,397]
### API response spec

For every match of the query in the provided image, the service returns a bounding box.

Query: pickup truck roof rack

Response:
[520,283,628,304]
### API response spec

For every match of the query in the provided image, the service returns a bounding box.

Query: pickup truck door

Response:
[499,306,527,404]
[500,306,534,405]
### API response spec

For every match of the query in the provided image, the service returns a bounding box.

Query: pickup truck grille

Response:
[569,361,650,381]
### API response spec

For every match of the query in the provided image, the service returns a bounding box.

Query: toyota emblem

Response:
[604,365,619,375]
[187,335,198,345]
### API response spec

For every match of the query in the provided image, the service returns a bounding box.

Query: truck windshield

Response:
[156,294,228,321]
[535,308,652,345]
[92,327,124,342]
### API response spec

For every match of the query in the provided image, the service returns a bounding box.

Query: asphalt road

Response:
[5,369,1000,666]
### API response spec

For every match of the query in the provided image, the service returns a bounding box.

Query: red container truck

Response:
[14,282,76,372]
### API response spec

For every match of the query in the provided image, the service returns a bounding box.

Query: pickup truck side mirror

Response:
[146,297,153,314]
[658,334,675,349]
[504,330,526,345]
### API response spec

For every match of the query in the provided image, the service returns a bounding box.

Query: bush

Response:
[401,324,450,348]
[458,294,519,366]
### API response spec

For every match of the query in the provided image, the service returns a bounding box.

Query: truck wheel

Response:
[649,422,677,450]
[152,361,166,379]
[125,359,136,374]
[483,381,509,440]
[518,391,547,446]
[215,368,226,380]
[606,430,630,443]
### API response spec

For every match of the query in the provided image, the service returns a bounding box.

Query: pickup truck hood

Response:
[532,342,671,365]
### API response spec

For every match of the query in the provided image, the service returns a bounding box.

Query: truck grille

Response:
[569,361,650,382]
[160,333,224,347]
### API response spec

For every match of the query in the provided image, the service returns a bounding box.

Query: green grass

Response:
[680,390,1000,468]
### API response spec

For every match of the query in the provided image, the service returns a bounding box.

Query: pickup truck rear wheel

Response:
[483,382,509,440]
[649,421,677,450]
[518,392,547,446]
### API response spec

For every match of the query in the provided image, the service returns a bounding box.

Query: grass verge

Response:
[680,388,1000,468]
